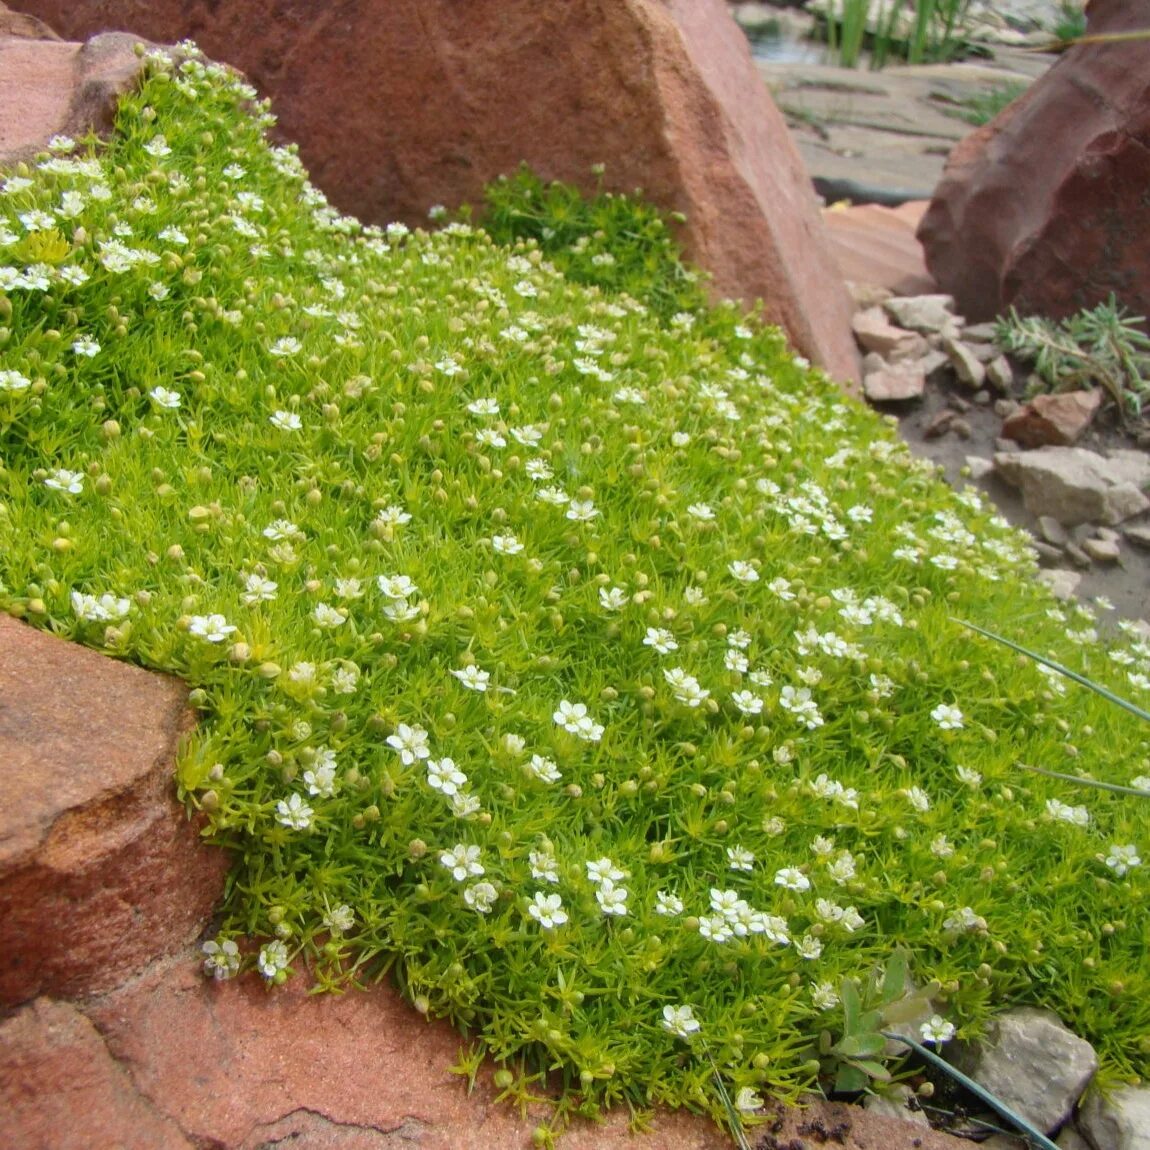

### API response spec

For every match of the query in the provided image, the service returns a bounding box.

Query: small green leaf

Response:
[835,1032,886,1059]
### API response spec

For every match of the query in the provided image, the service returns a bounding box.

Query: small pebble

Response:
[973,389,992,405]
[1082,538,1120,564]
[951,418,972,440]
[994,399,1020,419]
[1065,542,1092,569]
[1037,516,1069,547]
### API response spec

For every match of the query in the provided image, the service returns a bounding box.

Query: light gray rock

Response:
[883,293,957,333]
[1037,515,1069,547]
[852,306,926,359]
[1033,540,1065,565]
[1056,1123,1093,1150]
[1079,1085,1150,1150]
[994,447,1150,526]
[863,359,925,402]
[1082,537,1121,563]
[987,355,1014,391]
[995,398,1021,418]
[1037,568,1081,599]
[944,336,987,389]
[962,1008,1098,1134]
[863,1085,929,1128]
[965,455,995,480]
[921,348,951,377]
[963,321,1001,342]
[1123,524,1150,550]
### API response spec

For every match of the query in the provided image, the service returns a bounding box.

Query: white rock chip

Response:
[883,293,957,333]
[962,1007,1098,1134]
[1079,1085,1150,1150]
[944,335,987,389]
[994,447,1150,526]
[863,1085,929,1127]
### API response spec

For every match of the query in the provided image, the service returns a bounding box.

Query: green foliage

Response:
[478,165,709,323]
[817,951,938,1092]
[1054,1,1088,43]
[995,297,1150,423]
[936,81,1027,127]
[2,43,1150,1137]
[818,0,974,70]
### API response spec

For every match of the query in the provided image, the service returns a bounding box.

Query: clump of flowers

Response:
[0,45,1148,1134]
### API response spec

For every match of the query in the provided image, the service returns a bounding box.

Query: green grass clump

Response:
[2,43,1150,1136]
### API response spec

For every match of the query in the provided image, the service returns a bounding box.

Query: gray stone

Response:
[1056,1123,1093,1150]
[852,306,926,359]
[963,321,1001,342]
[965,455,995,480]
[987,355,1014,392]
[863,1085,929,1128]
[1065,542,1092,569]
[944,336,987,389]
[995,398,1021,418]
[973,389,992,405]
[921,348,951,378]
[951,418,972,439]
[1033,541,1065,565]
[1037,516,1069,547]
[883,293,957,333]
[862,351,887,374]
[1037,568,1082,599]
[962,1007,1098,1134]
[993,447,1150,527]
[1079,1085,1150,1150]
[1123,524,1150,550]
[863,359,926,402]
[1082,537,1121,563]
[1094,527,1121,544]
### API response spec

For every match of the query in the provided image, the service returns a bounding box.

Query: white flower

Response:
[956,765,982,788]
[920,1015,956,1044]
[377,574,419,600]
[475,428,507,449]
[322,904,355,936]
[241,573,278,604]
[276,793,314,830]
[728,560,759,583]
[269,336,302,357]
[931,703,964,730]
[661,1004,701,1039]
[643,626,678,654]
[536,486,570,506]
[796,934,823,960]
[492,533,524,555]
[526,754,562,784]
[0,370,31,391]
[525,459,553,481]
[774,867,810,892]
[663,667,710,707]
[312,603,347,628]
[303,753,338,798]
[599,586,629,611]
[943,906,987,933]
[149,386,181,409]
[687,503,714,521]
[373,505,412,531]
[671,431,691,447]
[510,424,544,445]
[906,786,931,813]
[727,846,755,871]
[527,892,568,929]
[731,690,763,715]
[811,981,840,1011]
[451,792,482,818]
[188,613,236,642]
[331,663,360,694]
[201,938,240,980]
[930,834,955,859]
[566,499,599,523]
[684,586,708,606]
[333,577,364,600]
[427,757,467,796]
[386,723,430,764]
[655,890,684,916]
[530,849,559,884]
[257,940,290,980]
[596,879,629,916]
[451,665,490,692]
[586,857,627,884]
[767,577,795,600]
[699,915,734,943]
[553,700,604,741]
[270,410,302,431]
[1045,798,1090,827]
[464,882,498,913]
[44,468,84,494]
[71,591,131,622]
[1104,844,1141,876]
[440,843,485,881]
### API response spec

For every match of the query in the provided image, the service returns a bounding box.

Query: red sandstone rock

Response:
[14,0,859,384]
[916,0,1150,323]
[0,615,228,1006]
[1001,388,1104,447]
[0,26,148,167]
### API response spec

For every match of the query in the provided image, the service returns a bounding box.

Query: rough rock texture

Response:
[1001,389,1104,448]
[852,306,927,359]
[863,358,926,402]
[820,200,935,296]
[960,1007,1098,1135]
[917,0,1150,323]
[15,0,860,384]
[0,20,148,167]
[994,446,1150,527]
[0,954,973,1150]
[1079,1085,1150,1150]
[0,615,228,1006]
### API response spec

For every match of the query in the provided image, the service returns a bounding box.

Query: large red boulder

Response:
[916,0,1150,323]
[11,0,859,384]
[0,616,228,1006]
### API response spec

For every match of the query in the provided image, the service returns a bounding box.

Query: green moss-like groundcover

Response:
[2,44,1149,1133]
